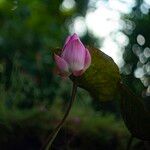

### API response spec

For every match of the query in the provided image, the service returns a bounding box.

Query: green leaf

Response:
[52,46,121,102]
[119,83,150,140]
[70,46,121,101]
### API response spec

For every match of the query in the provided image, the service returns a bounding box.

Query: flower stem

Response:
[41,82,77,150]
[126,135,134,150]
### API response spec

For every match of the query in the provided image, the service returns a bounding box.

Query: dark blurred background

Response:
[0,0,149,150]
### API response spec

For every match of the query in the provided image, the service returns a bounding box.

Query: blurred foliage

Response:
[121,0,150,109]
[0,92,129,150]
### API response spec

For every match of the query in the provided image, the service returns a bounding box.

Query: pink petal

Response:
[62,39,86,71]
[72,70,84,76]
[83,48,91,70]
[54,54,70,76]
[64,35,71,46]
[69,33,79,42]
[72,48,91,77]
[63,33,79,51]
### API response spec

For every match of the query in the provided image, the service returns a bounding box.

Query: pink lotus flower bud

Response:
[54,33,91,77]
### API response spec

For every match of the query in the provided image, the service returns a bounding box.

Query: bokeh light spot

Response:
[60,0,76,12]
[69,17,87,37]
[137,34,145,46]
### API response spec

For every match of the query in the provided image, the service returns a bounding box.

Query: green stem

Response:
[126,135,134,150]
[41,82,77,150]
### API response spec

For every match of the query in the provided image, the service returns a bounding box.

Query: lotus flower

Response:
[54,33,91,77]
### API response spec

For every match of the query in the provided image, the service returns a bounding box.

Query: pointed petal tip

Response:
[71,33,79,41]
[72,33,78,36]
[63,33,79,50]
[65,35,71,45]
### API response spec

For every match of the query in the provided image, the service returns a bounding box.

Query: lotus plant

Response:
[43,33,147,150]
